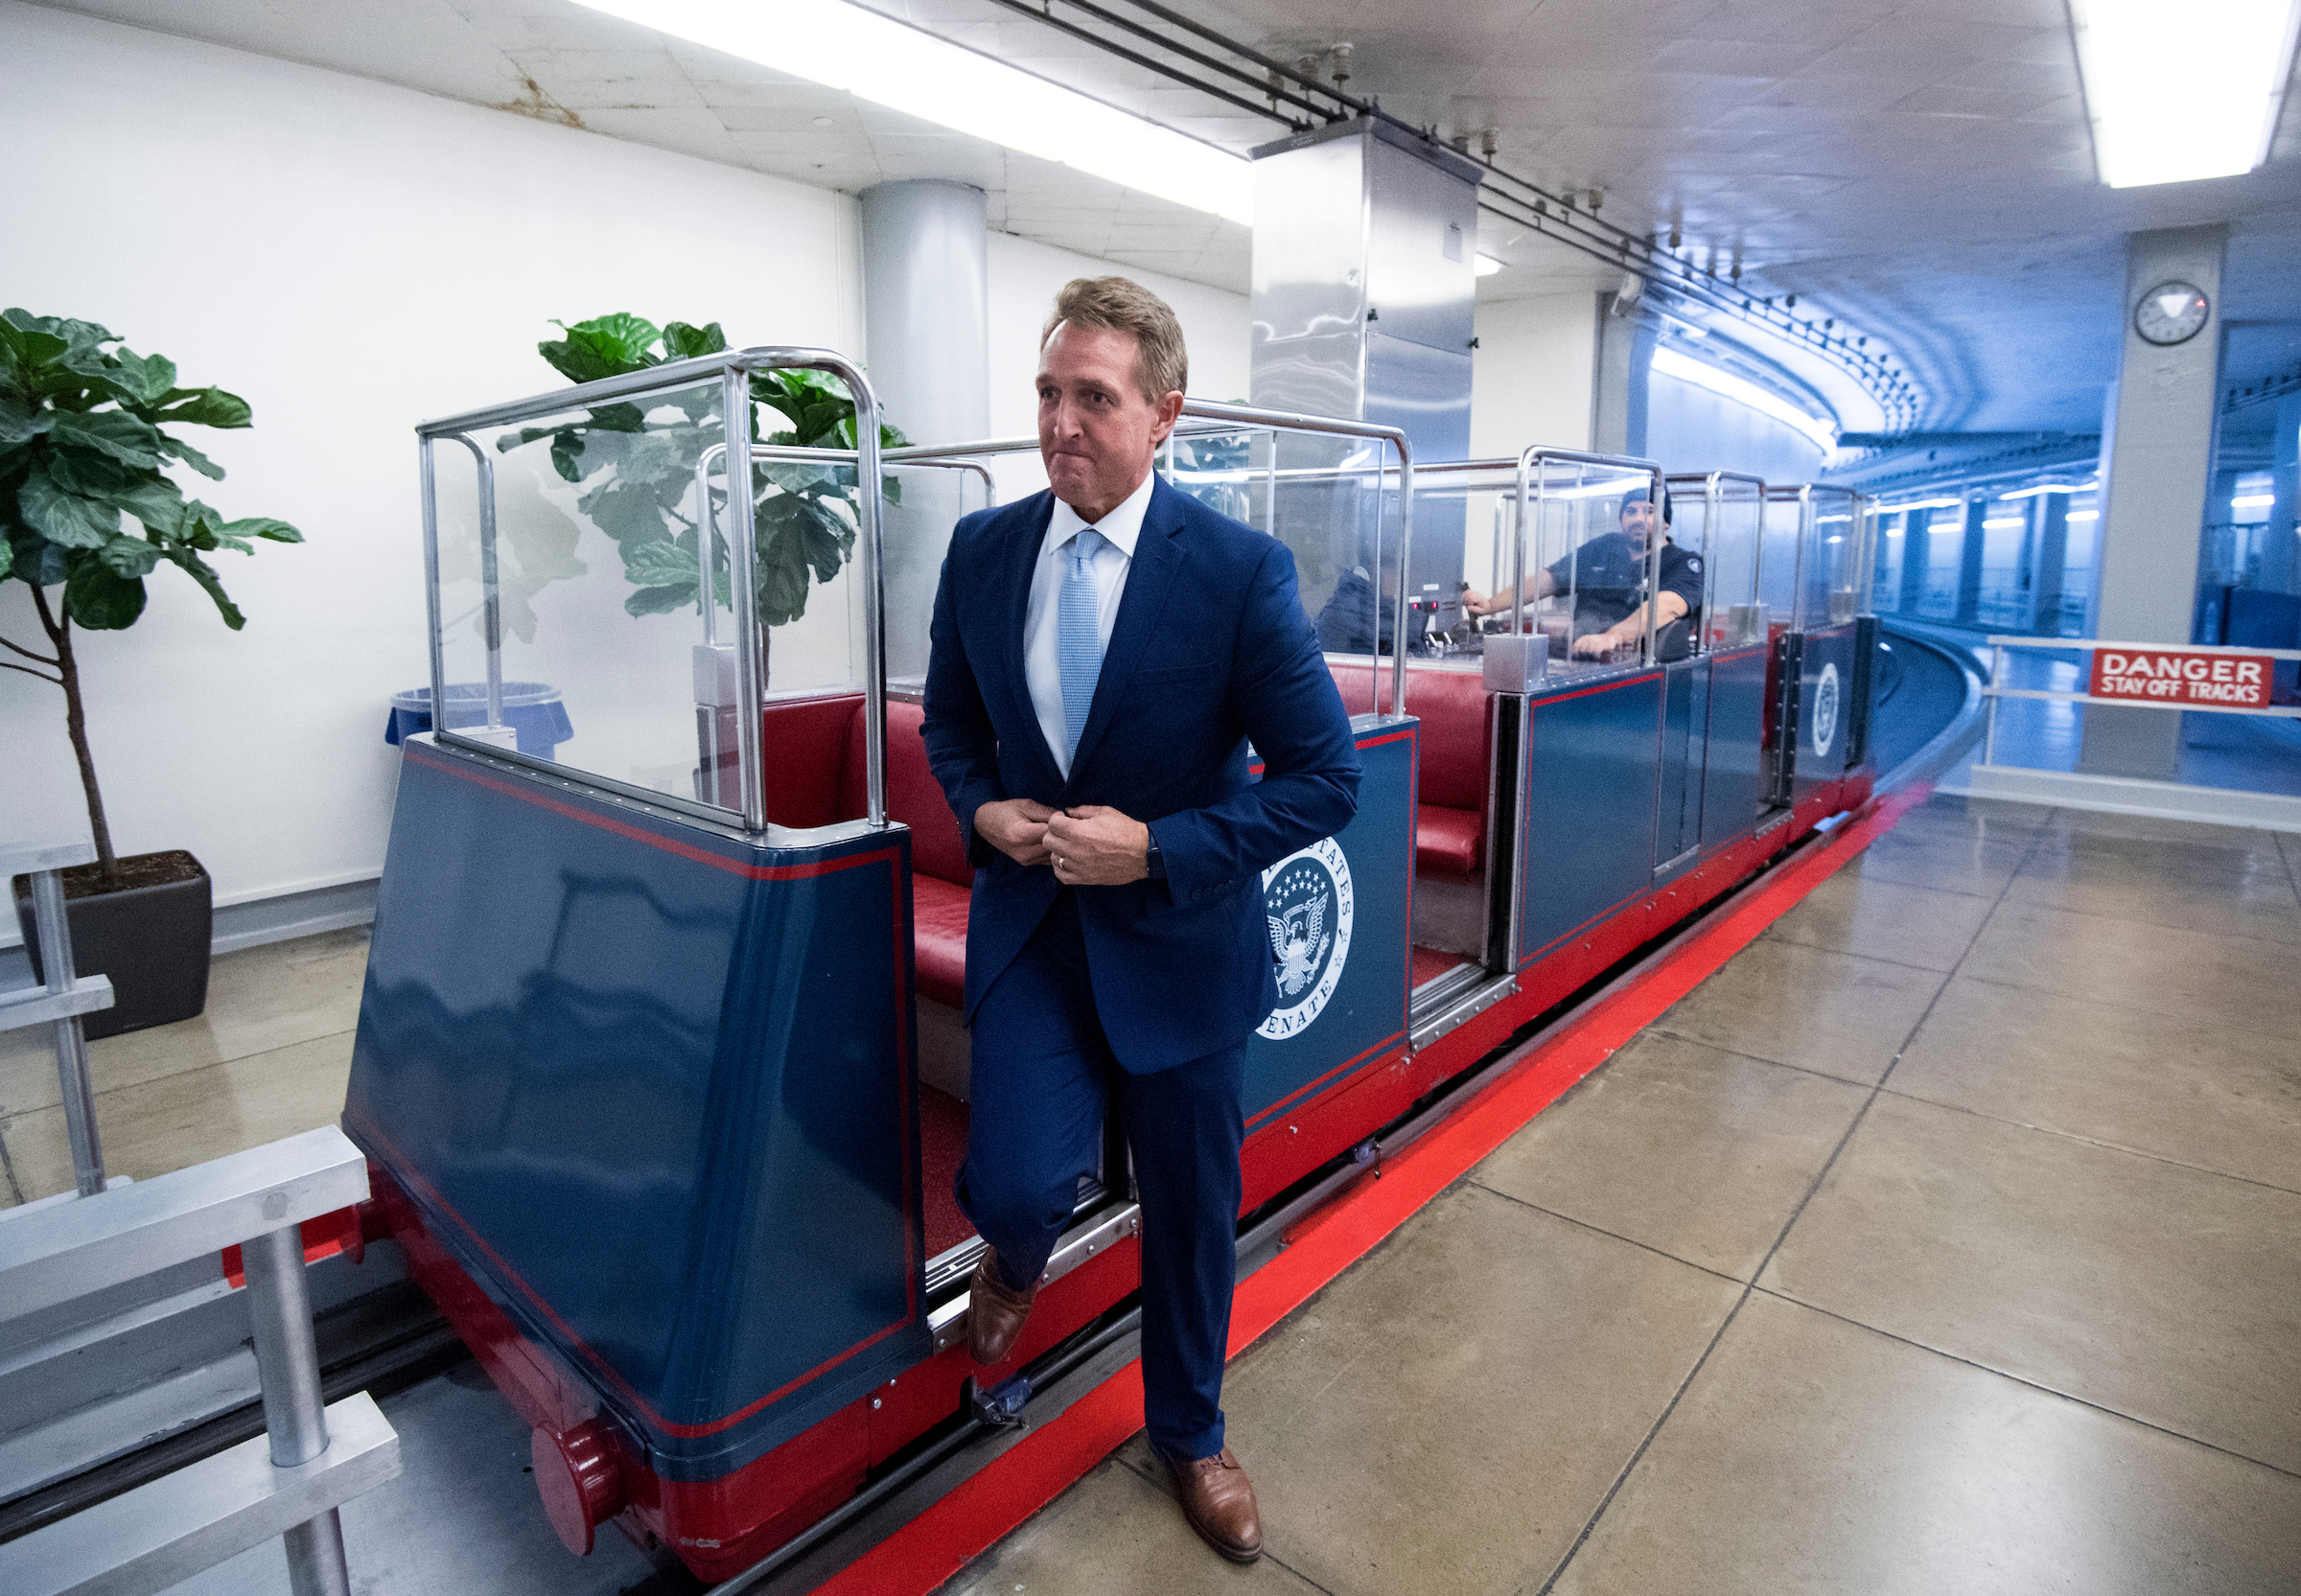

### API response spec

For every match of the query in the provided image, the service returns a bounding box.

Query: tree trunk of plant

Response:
[31,583,121,888]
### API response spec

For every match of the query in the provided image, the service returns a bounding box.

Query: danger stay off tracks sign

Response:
[2089,647,2272,709]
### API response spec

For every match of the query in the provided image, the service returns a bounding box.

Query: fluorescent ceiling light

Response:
[1982,516,2027,529]
[2069,0,2301,187]
[1999,481,2095,497]
[1651,347,1839,451]
[572,0,1253,223]
[1476,254,1505,277]
[1879,497,1965,514]
[2068,510,2101,521]
[2232,492,2276,509]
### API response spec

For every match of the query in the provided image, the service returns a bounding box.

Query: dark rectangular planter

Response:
[12,852,213,1040]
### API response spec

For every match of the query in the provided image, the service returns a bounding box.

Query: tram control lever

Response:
[967,1372,1032,1430]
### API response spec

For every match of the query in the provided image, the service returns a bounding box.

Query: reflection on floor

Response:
[0,927,368,1209]
[941,796,2301,1595]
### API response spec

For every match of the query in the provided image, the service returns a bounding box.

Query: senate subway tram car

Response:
[343,344,1880,1579]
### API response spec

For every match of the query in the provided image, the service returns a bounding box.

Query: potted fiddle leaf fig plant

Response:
[500,314,905,660]
[2,309,303,1038]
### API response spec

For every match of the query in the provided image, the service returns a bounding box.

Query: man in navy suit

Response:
[922,277,1360,1563]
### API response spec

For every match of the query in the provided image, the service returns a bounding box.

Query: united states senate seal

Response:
[1258,837,1354,1041]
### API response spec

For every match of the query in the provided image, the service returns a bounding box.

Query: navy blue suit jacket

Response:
[921,475,1362,1075]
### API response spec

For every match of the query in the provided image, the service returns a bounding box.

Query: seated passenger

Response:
[1314,558,1396,654]
[1462,484,1703,661]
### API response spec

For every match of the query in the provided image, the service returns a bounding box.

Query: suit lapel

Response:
[1064,477,1185,786]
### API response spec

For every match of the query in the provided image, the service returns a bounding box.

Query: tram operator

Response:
[922,277,1361,1564]
[1462,482,1702,660]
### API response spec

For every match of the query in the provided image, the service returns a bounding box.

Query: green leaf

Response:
[0,378,54,445]
[63,556,146,629]
[156,431,225,479]
[160,545,245,629]
[219,516,302,544]
[152,386,252,429]
[577,475,672,548]
[18,466,119,547]
[0,318,69,373]
[620,536,697,589]
[622,584,693,617]
[0,537,11,580]
[43,445,130,498]
[96,533,163,578]
[8,528,69,586]
[105,474,187,536]
[112,349,177,405]
[616,429,684,486]
[540,314,662,384]
[48,408,164,469]
[662,320,727,359]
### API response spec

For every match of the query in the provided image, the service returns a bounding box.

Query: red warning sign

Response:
[2089,648,2272,709]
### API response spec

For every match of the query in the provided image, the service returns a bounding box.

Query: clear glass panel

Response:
[1168,423,1403,717]
[1801,486,1861,628]
[1758,487,1803,625]
[1671,474,1766,649]
[430,374,735,810]
[1492,457,1671,678]
[1871,510,1906,613]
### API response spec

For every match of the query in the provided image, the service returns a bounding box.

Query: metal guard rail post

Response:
[1976,635,2301,768]
[0,841,115,1200]
[888,399,1417,717]
[0,1126,394,1596]
[414,347,887,833]
[1510,446,1667,664]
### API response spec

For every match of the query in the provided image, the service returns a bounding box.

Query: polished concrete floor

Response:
[0,926,367,1208]
[942,795,2301,1595]
[9,800,2300,1594]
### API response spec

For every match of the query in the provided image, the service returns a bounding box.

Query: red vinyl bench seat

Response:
[1328,661,1491,878]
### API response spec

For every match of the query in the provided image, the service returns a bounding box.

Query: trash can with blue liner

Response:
[386,682,573,760]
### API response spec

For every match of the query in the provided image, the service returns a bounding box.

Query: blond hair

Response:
[1039,276,1188,403]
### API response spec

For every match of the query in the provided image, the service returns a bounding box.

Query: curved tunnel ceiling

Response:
[34,0,2301,447]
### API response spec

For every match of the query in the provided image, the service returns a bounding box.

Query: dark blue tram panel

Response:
[1243,721,1416,1131]
[344,739,928,1481]
[1518,673,1664,967]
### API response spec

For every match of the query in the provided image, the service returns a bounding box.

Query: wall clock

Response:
[2133,280,2210,346]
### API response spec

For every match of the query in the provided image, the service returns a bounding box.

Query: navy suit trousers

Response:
[955,891,1245,1462]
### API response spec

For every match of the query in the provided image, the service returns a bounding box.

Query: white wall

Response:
[1470,292,1598,458]
[0,4,1252,940]
[1646,369,1827,486]
[985,231,1250,437]
[0,2,869,938]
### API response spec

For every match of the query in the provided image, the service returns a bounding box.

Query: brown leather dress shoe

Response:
[966,1250,1035,1365]
[1159,1446,1263,1563]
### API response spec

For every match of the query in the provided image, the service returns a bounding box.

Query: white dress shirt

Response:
[1025,470,1155,777]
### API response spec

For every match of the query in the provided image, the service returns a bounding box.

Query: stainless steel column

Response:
[860,179,988,680]
[244,1223,351,1596]
[2080,223,2228,778]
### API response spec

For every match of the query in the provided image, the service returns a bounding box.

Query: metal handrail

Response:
[893,399,1417,715]
[1507,446,1667,666]
[414,347,887,833]
[1974,635,2301,765]
[1668,471,1769,648]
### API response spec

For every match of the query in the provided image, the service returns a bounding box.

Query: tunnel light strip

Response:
[573,0,1255,223]
[2070,0,2301,187]
[2233,492,2276,509]
[1650,347,1838,451]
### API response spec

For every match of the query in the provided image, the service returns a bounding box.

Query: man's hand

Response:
[1572,629,1622,658]
[975,798,1058,867]
[1461,589,1504,616]
[1045,805,1150,887]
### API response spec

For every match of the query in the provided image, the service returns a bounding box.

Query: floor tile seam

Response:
[72,1027,362,1106]
[1635,1027,1879,1090]
[1528,1275,1761,1596]
[1846,869,2005,902]
[1995,881,2301,946]
[1871,1084,2301,1198]
[1746,1285,2301,1483]
[1755,929,1964,977]
[1533,1055,1913,1595]
[1462,1178,1752,1286]
[1948,969,2301,1047]
[1263,1550,1341,1594]
[0,1123,24,1206]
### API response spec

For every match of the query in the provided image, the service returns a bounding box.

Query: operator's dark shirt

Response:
[1546,533,1705,660]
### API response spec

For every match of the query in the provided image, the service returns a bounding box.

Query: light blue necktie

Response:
[1058,527,1107,765]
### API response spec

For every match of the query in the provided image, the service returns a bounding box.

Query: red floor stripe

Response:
[813,783,1930,1595]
